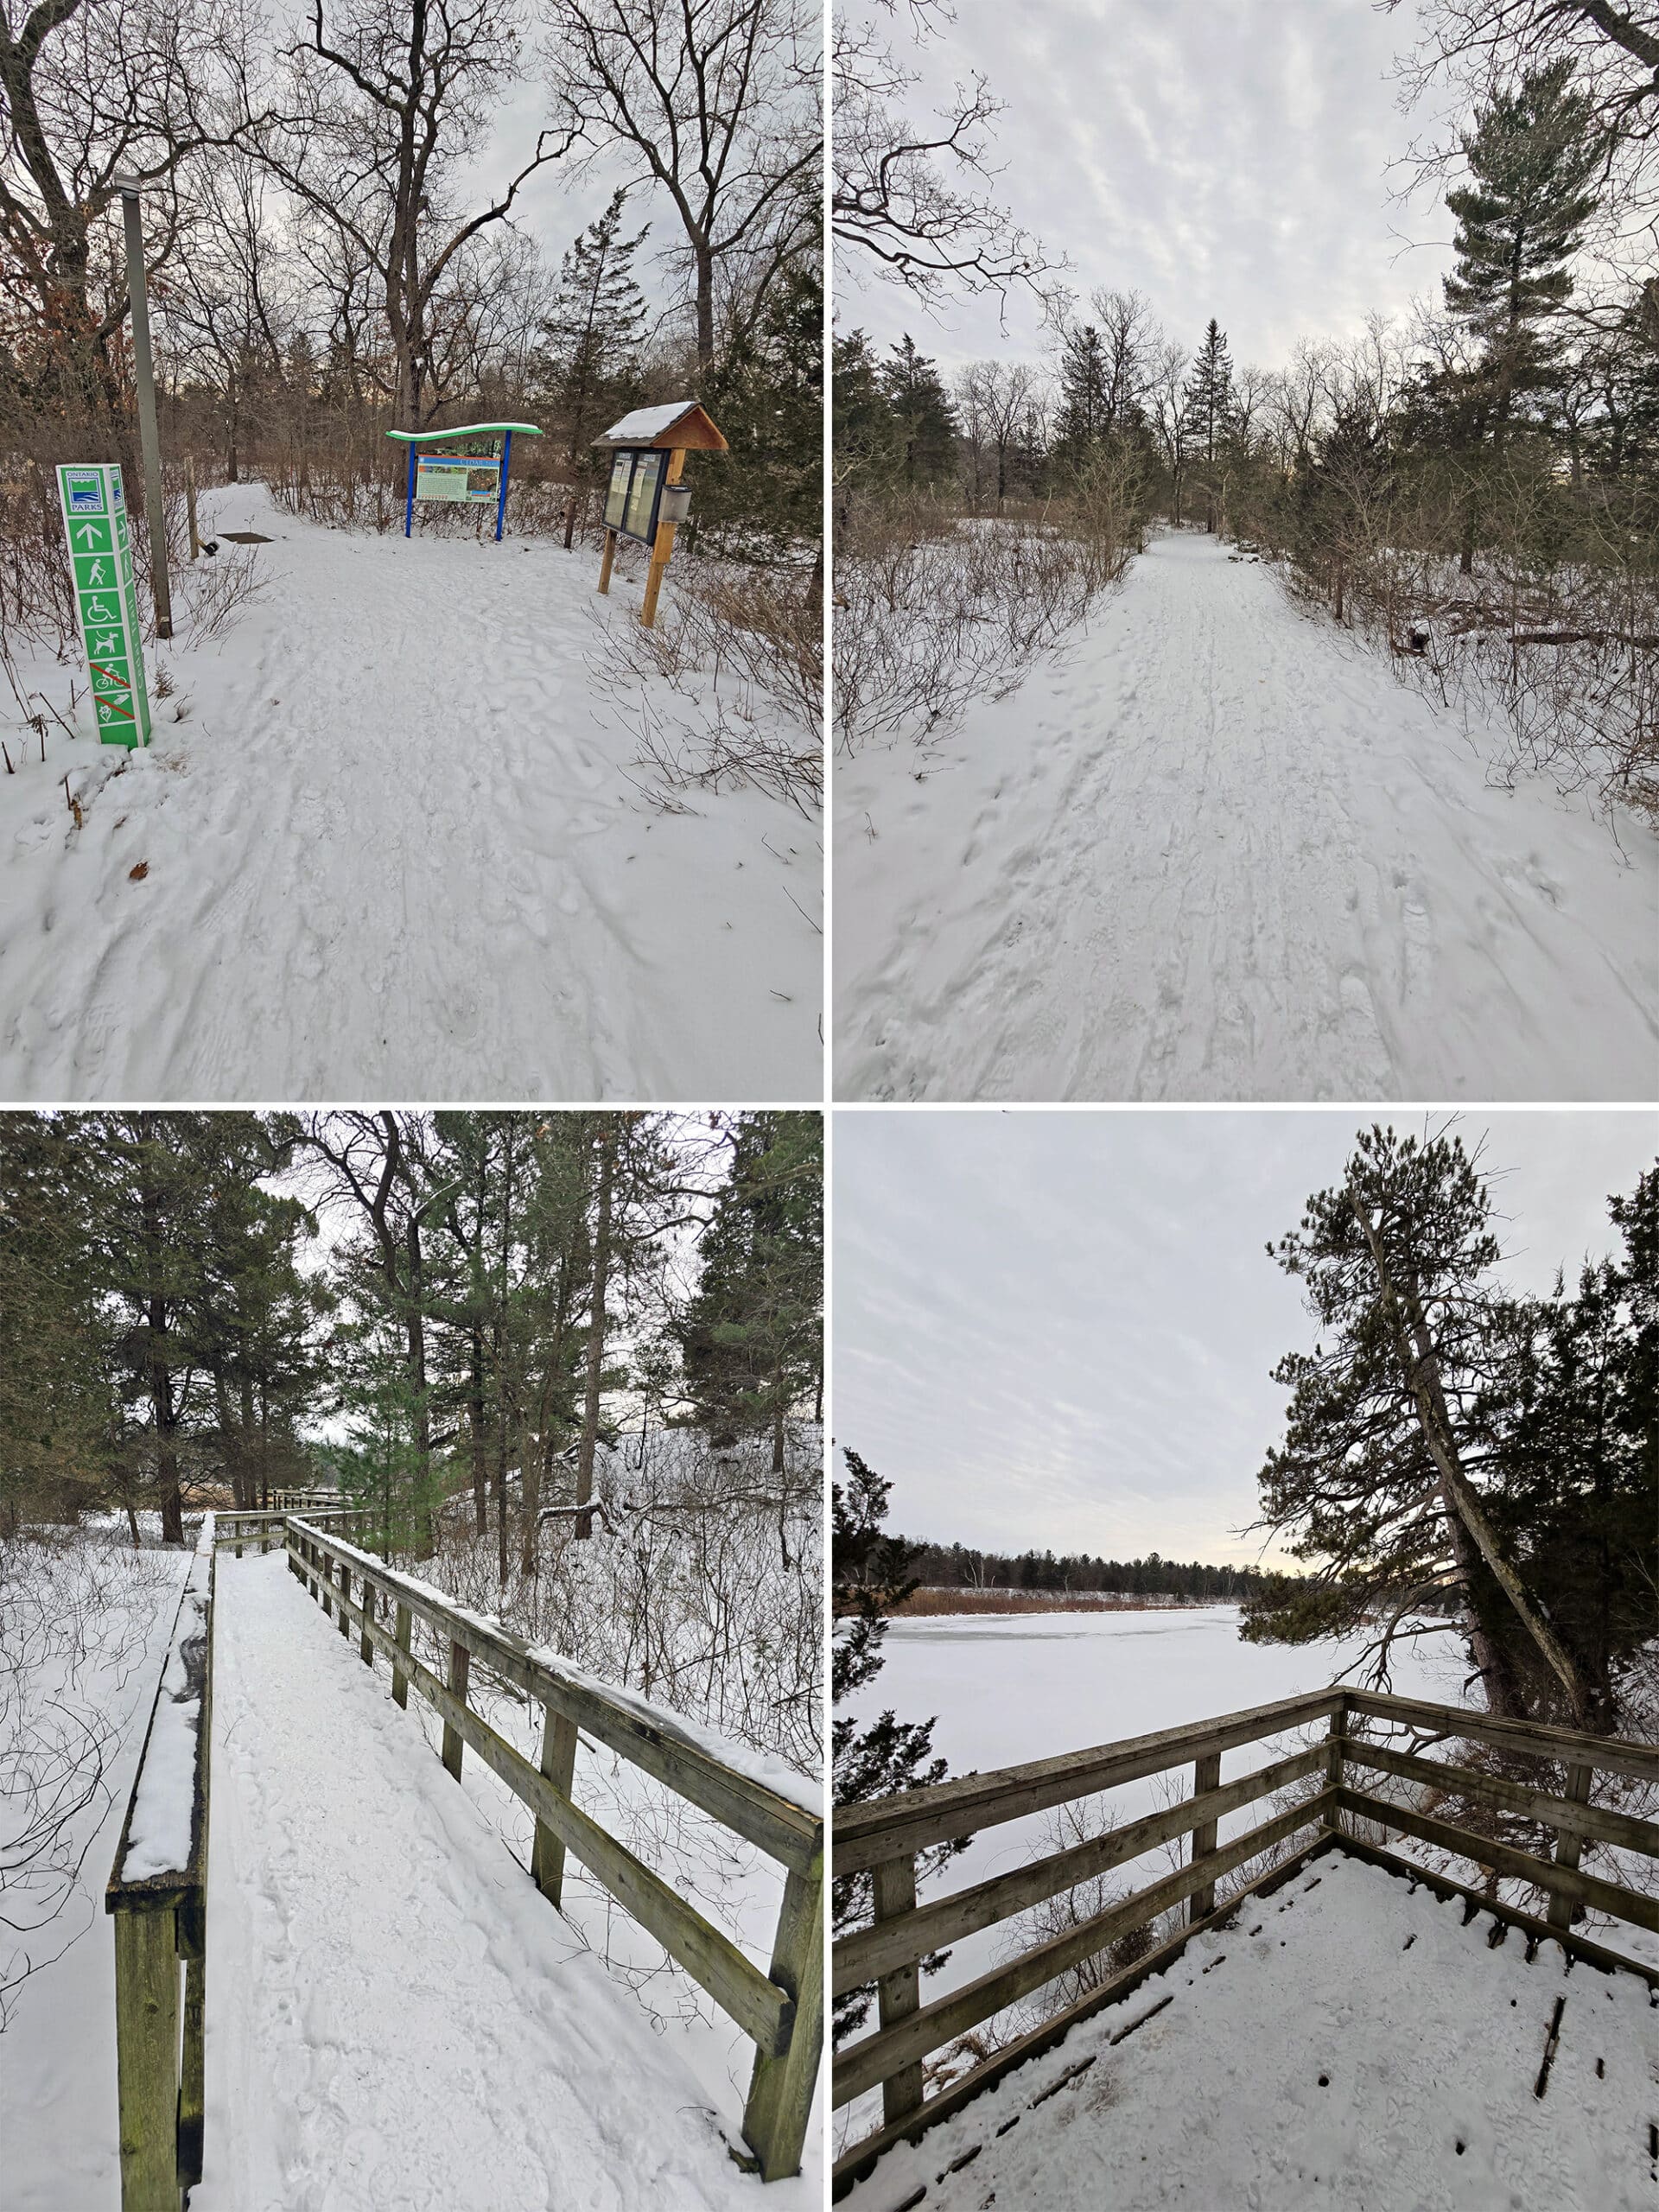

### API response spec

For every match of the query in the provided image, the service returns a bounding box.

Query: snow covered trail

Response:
[845,1851,1659,2212]
[1,484,819,1099]
[194,1551,773,2211]
[836,531,1659,1101]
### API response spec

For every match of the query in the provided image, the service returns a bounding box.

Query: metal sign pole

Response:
[114,179,172,641]
[404,444,416,537]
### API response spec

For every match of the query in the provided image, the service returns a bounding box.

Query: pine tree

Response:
[1444,62,1602,429]
[1243,1125,1595,1726]
[1180,320,1235,467]
[678,1112,822,1469]
[1055,322,1110,461]
[832,1447,969,2038]
[832,328,902,512]
[880,335,959,490]
[697,264,824,558]
[537,189,650,543]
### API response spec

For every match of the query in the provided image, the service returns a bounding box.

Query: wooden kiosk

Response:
[594,402,728,627]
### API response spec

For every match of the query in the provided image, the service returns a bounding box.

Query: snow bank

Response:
[120,1516,213,1884]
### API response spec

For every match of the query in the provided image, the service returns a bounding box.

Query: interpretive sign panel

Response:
[57,463,151,747]
[620,450,665,545]
[602,451,632,531]
[416,453,500,503]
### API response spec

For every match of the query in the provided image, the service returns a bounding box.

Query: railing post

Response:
[442,1640,470,1780]
[359,1581,375,1666]
[742,1849,825,2181]
[320,1542,332,1618]
[177,1897,207,2189]
[233,1518,243,1560]
[338,1561,351,1638]
[1188,1749,1223,1923]
[1548,1763,1593,1929]
[1325,1694,1348,1839]
[531,1704,580,1905]
[872,1853,924,2126]
[111,1899,181,2212]
[392,1603,412,1710]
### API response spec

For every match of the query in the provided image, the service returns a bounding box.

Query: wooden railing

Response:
[831,1686,1659,2192]
[213,1504,362,1557]
[105,1515,216,2212]
[283,1516,825,2181]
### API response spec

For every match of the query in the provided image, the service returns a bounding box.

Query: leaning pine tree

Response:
[1243,1123,1600,1729]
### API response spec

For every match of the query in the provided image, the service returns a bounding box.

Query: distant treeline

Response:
[896,1539,1300,1603]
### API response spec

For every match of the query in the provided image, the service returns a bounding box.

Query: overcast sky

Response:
[832,1109,1657,1567]
[842,0,1459,374]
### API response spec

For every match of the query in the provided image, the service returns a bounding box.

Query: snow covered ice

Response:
[835,531,1659,1102]
[0,484,820,1100]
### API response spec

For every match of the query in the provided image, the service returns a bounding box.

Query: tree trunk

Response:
[575,1127,616,1540]
[1354,1198,1592,1723]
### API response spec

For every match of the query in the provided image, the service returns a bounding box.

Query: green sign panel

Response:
[57,463,151,748]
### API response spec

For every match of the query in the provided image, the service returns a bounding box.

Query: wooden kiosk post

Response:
[593,402,728,627]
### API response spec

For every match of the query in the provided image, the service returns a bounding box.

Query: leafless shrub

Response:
[834,497,1131,754]
[587,556,823,816]
[0,1527,181,2029]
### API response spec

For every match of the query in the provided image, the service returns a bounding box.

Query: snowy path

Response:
[1,484,819,1099]
[194,1552,773,2210]
[846,1851,1659,2212]
[835,531,1659,1100]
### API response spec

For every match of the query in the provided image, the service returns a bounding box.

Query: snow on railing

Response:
[830,1689,1659,2199]
[283,1514,824,2184]
[105,1512,215,2211]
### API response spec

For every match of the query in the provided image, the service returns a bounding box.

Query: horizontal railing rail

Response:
[213,1505,361,1557]
[105,1513,216,2212]
[832,1684,1659,2193]
[282,1516,823,2181]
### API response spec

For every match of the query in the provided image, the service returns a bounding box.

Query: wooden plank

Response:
[1549,1763,1593,1930]
[1187,1749,1224,1923]
[831,1834,1337,2196]
[391,1601,411,1712]
[833,1741,1325,1994]
[832,1792,1332,2108]
[112,1901,180,2212]
[834,1689,1341,1873]
[178,1945,206,2186]
[1330,1831,1659,1990]
[442,1638,470,1782]
[290,1520,819,1874]
[873,1856,924,2125]
[317,1571,792,2056]
[1348,1689,1659,1787]
[1335,1786,1659,1936]
[741,1853,826,2182]
[531,1706,579,1907]
[1341,1738,1659,1862]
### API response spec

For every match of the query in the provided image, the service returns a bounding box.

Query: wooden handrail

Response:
[106,1514,216,2211]
[283,1516,823,2181]
[833,1688,1343,1872]
[833,1684,1659,2180]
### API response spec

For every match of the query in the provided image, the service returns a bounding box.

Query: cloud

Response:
[839,0,1455,374]
[833,1109,1657,1564]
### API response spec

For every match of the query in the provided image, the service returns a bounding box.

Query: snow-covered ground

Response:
[842,1849,1659,2212]
[1,482,820,1098]
[197,1549,816,2210]
[0,1530,189,2211]
[835,531,1659,1100]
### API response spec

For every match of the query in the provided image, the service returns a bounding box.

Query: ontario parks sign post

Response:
[594,402,728,629]
[57,463,152,748]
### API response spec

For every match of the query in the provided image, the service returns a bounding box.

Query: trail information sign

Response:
[387,423,542,540]
[57,463,151,747]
